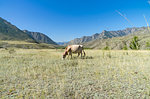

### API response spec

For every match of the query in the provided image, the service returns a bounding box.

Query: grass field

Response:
[0,49,150,98]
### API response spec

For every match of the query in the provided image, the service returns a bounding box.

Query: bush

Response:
[121,41,128,50]
[146,42,150,50]
[103,42,110,50]
[123,45,128,50]
[103,46,110,50]
[129,36,140,50]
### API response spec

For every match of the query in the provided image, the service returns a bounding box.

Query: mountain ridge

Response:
[23,30,57,45]
[0,17,57,45]
[83,28,150,49]
[0,17,34,42]
[65,27,146,45]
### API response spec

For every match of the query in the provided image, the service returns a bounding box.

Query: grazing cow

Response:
[62,45,86,59]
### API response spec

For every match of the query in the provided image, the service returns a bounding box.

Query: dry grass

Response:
[0,41,35,44]
[0,49,150,98]
[0,41,60,49]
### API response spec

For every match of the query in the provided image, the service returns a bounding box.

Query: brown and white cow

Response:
[62,45,86,59]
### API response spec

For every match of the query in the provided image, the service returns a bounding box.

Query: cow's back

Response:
[71,45,83,53]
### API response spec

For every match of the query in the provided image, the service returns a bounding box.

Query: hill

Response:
[84,27,150,49]
[0,40,61,49]
[23,30,57,45]
[0,17,59,48]
[0,17,57,45]
[0,17,34,42]
[65,27,145,45]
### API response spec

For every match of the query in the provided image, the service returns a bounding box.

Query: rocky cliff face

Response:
[23,30,57,45]
[66,27,145,45]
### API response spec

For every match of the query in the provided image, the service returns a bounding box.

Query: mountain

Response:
[66,27,146,45]
[0,17,34,42]
[84,27,150,49]
[57,41,69,45]
[0,17,57,45]
[23,30,57,45]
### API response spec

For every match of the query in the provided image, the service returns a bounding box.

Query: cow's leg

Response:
[78,53,80,57]
[69,52,72,59]
[70,53,72,59]
[67,54,69,59]
[68,51,72,59]
[83,50,86,57]
[81,51,82,58]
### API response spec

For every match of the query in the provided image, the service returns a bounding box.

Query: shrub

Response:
[121,41,128,50]
[129,36,140,50]
[103,46,110,50]
[146,42,150,50]
[103,42,110,50]
[123,45,128,50]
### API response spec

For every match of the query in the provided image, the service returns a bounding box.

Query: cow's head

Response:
[62,51,68,59]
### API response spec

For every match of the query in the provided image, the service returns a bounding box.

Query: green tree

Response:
[129,36,140,50]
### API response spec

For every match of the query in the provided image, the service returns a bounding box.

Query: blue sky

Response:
[0,0,150,42]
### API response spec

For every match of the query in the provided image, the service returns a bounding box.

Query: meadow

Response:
[0,48,150,98]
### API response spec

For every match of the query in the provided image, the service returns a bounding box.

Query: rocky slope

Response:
[84,27,150,49]
[23,30,57,45]
[66,27,146,45]
[0,17,57,45]
[0,17,34,42]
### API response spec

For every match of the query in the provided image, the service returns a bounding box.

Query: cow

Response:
[62,45,86,59]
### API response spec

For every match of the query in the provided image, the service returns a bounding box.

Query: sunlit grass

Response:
[0,40,35,44]
[0,49,150,98]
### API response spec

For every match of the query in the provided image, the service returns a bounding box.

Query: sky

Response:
[0,0,150,42]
